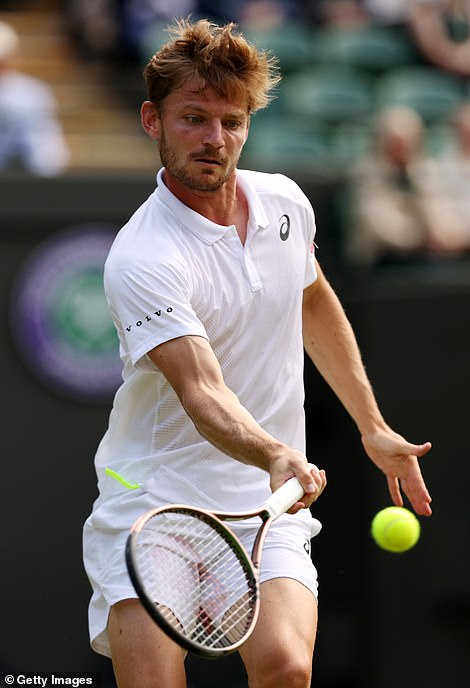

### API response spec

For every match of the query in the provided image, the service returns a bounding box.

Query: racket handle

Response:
[264,477,305,519]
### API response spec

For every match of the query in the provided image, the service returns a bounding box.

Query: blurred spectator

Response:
[344,105,468,267]
[66,1,315,64]
[119,0,215,57]
[437,102,470,243]
[237,0,304,29]
[65,0,122,61]
[363,0,411,25]
[119,0,306,58]
[310,0,370,27]
[0,21,69,176]
[408,0,470,77]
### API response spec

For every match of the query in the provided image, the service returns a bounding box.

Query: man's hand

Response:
[362,427,432,516]
[269,451,327,513]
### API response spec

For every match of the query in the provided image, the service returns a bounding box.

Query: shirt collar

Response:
[154,167,269,245]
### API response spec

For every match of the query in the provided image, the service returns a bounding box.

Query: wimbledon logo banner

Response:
[10,224,122,403]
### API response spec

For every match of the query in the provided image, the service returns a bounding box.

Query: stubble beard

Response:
[159,131,239,193]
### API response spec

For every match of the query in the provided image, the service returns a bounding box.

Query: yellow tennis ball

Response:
[371,507,420,552]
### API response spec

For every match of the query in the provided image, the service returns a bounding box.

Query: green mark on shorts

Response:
[105,467,140,490]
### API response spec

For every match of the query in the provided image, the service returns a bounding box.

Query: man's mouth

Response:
[194,158,222,165]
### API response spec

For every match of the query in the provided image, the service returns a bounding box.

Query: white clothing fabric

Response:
[93,168,317,511]
[83,167,319,655]
[84,481,321,658]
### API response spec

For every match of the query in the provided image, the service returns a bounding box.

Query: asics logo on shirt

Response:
[279,214,290,241]
[126,307,173,332]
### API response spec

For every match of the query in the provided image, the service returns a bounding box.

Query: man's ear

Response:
[141,101,161,140]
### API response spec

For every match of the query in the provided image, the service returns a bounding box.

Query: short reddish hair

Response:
[143,18,281,113]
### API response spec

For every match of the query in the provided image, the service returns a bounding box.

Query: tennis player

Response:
[83,18,432,688]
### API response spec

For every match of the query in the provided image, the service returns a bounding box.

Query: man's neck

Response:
[162,169,248,242]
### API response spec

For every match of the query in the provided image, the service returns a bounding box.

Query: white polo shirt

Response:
[93,168,317,512]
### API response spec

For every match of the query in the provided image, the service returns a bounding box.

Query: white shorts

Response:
[83,486,321,658]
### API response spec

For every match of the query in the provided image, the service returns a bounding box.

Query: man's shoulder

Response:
[106,192,179,269]
[238,168,307,203]
[238,168,297,192]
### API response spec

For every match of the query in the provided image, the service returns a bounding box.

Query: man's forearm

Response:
[303,271,387,438]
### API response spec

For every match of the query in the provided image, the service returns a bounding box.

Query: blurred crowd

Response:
[344,102,470,268]
[0,18,69,175]
[3,0,470,268]
[61,0,470,67]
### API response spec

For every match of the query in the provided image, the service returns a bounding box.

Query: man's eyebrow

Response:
[180,103,247,118]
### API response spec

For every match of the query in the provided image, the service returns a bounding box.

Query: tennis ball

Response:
[371,507,420,552]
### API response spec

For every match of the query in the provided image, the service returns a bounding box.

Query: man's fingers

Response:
[408,441,432,457]
[306,468,326,497]
[290,468,326,512]
[387,475,403,507]
[387,474,433,516]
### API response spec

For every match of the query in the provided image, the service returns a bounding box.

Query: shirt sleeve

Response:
[302,192,318,289]
[304,237,317,288]
[279,172,318,288]
[104,260,208,370]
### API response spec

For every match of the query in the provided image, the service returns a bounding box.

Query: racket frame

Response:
[125,477,306,657]
[125,504,262,658]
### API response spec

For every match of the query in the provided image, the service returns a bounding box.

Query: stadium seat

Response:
[311,25,418,73]
[280,67,374,123]
[375,67,464,122]
[243,21,316,73]
[242,114,332,171]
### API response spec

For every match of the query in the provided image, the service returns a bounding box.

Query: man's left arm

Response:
[302,261,432,516]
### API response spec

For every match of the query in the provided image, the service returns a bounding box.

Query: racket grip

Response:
[264,477,305,519]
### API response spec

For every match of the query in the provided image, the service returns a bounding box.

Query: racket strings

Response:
[134,510,257,650]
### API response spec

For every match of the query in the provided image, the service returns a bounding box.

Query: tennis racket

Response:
[125,476,320,658]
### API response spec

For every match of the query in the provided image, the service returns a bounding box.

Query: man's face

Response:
[146,77,250,193]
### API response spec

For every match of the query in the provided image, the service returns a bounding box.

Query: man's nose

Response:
[202,120,225,148]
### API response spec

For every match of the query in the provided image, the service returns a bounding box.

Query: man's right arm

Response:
[147,334,326,508]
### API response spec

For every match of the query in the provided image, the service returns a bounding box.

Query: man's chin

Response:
[183,170,229,193]
[162,157,237,193]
